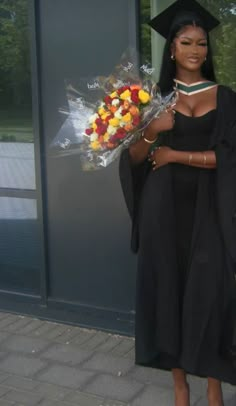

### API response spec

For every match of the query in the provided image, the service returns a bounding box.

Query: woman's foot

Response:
[174,382,190,406]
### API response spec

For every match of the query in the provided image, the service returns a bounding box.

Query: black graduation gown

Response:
[119,85,236,384]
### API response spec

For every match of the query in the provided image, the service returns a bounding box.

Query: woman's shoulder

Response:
[218,84,236,100]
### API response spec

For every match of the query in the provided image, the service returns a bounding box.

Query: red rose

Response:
[117,85,130,95]
[95,118,103,125]
[131,89,139,104]
[121,109,128,116]
[105,114,113,123]
[104,95,112,105]
[116,128,127,139]
[96,124,107,135]
[132,115,141,126]
[85,128,93,135]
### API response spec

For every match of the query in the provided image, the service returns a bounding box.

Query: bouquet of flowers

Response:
[51,50,177,170]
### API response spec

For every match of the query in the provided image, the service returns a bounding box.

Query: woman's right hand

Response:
[144,109,175,139]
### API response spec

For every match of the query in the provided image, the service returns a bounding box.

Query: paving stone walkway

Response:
[0,311,235,406]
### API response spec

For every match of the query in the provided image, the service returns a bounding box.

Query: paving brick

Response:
[40,343,92,366]
[1,335,50,355]
[64,390,104,405]
[30,322,61,338]
[127,365,173,387]
[2,389,44,405]
[17,319,46,335]
[37,324,70,340]
[123,348,135,360]
[194,390,236,406]
[0,386,10,397]
[0,313,9,321]
[0,400,15,406]
[37,401,78,406]
[34,381,72,400]
[83,374,143,402]
[131,384,200,406]
[0,354,47,377]
[0,333,10,344]
[37,365,95,389]
[2,375,39,391]
[71,331,97,346]
[81,352,133,376]
[95,336,123,353]
[79,332,110,351]
[0,315,19,330]
[3,316,34,333]
[110,339,135,357]
[103,401,128,406]
[53,328,81,344]
[0,373,9,384]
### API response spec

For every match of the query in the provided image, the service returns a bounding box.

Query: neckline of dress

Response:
[175,109,217,119]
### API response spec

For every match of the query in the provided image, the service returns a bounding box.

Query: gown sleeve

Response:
[213,88,236,264]
[119,148,151,253]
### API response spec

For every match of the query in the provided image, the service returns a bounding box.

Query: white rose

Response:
[107,125,117,135]
[114,111,122,119]
[90,133,98,141]
[111,98,120,106]
[88,113,99,124]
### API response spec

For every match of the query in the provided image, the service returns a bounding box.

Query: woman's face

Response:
[171,25,208,72]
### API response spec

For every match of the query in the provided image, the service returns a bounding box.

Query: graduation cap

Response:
[149,0,220,39]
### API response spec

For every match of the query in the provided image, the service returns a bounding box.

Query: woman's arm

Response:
[129,111,175,165]
[172,150,216,169]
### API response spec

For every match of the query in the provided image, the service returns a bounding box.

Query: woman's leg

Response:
[207,377,224,406]
[172,368,190,406]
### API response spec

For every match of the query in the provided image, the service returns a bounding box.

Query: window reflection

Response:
[0,198,40,294]
[0,0,34,189]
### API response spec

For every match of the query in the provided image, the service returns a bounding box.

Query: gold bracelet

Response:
[201,152,207,166]
[189,153,193,165]
[142,130,157,144]
[143,137,157,144]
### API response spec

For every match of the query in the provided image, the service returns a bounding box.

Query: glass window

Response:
[0,0,41,294]
[0,0,34,189]
[140,0,236,90]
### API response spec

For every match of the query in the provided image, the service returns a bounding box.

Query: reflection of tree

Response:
[140,0,236,90]
[0,0,31,107]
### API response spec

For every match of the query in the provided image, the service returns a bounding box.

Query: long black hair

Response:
[158,15,217,94]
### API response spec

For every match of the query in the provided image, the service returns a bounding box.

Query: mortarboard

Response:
[149,0,220,39]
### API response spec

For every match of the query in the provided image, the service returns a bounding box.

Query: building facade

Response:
[0,0,235,335]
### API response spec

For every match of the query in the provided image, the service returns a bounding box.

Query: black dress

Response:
[134,109,236,384]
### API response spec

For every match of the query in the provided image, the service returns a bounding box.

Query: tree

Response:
[0,0,31,107]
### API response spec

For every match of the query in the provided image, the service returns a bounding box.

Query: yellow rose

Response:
[92,122,97,130]
[120,90,131,100]
[110,91,118,98]
[98,107,106,116]
[103,133,110,142]
[90,140,101,150]
[101,112,110,120]
[138,90,150,104]
[121,112,132,123]
[109,117,120,127]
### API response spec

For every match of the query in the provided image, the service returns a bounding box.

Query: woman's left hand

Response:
[148,146,175,170]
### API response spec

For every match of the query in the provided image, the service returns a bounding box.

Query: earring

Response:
[205,57,207,61]
[171,55,175,61]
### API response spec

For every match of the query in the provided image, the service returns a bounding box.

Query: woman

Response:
[119,1,236,405]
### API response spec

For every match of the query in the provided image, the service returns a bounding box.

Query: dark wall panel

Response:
[38,0,138,313]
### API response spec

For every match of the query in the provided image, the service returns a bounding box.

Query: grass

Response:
[0,109,33,143]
